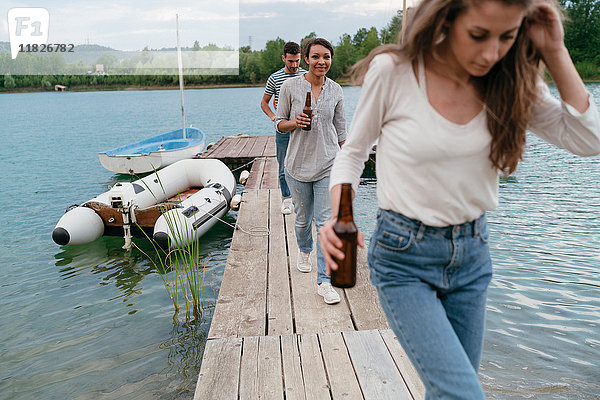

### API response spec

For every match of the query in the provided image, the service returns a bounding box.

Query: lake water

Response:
[1,83,599,399]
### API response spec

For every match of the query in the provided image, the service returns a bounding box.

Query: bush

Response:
[575,61,600,80]
[3,73,16,89]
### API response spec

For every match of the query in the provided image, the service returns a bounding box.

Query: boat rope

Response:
[200,205,270,237]
[230,157,269,173]
[234,222,270,237]
[65,204,80,212]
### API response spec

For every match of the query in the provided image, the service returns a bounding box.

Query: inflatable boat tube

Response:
[52,159,235,248]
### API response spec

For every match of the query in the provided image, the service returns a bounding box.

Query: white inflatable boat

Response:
[52,159,236,249]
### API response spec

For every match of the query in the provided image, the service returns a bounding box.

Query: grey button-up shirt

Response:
[275,75,347,182]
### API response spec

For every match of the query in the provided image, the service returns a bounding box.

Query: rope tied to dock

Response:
[201,205,270,237]
[230,157,269,173]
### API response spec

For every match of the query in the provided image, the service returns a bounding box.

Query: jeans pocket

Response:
[376,228,413,252]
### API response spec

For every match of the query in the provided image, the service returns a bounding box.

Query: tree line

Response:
[2,1,599,92]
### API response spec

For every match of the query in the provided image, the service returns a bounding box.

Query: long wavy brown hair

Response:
[351,0,551,175]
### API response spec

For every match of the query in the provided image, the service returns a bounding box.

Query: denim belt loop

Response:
[416,222,426,242]
[473,217,480,238]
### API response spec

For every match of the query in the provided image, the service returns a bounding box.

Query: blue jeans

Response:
[368,209,492,399]
[276,132,291,198]
[284,171,331,284]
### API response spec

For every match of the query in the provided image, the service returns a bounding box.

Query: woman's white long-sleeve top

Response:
[329,53,600,227]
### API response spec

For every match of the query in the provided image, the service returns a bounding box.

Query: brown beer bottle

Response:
[302,91,312,131]
[331,183,357,288]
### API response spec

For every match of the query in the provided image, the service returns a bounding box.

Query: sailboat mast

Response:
[176,14,187,139]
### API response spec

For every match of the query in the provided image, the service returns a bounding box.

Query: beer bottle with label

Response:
[331,183,357,288]
[302,91,312,131]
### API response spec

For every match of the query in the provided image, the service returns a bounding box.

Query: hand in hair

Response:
[526,1,565,57]
[527,0,589,113]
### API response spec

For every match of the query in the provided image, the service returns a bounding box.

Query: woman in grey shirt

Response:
[275,37,347,305]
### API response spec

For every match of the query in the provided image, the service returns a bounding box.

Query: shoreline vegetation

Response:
[1,76,598,95]
[0,82,267,94]
[2,3,599,94]
[0,80,357,94]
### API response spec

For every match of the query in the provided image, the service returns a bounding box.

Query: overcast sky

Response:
[1,0,415,51]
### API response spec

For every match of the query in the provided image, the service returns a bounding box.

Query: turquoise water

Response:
[1,84,599,399]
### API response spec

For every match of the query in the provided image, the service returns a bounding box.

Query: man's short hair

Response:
[303,38,334,59]
[283,41,301,56]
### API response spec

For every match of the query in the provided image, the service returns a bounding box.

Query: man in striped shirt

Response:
[261,41,307,215]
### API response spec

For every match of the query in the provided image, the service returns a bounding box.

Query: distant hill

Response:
[0,42,9,53]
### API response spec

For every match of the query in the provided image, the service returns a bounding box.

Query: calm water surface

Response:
[1,84,598,399]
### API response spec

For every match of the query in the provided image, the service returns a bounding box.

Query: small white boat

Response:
[98,127,206,174]
[52,159,236,249]
[98,16,203,176]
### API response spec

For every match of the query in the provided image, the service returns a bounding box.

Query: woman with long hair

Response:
[275,37,347,305]
[319,0,599,397]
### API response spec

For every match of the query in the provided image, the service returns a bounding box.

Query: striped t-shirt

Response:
[264,67,307,109]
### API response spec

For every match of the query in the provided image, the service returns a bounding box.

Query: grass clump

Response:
[131,168,212,320]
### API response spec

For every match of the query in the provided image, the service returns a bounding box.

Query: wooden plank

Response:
[226,137,249,159]
[245,158,266,190]
[230,190,269,252]
[247,135,269,158]
[264,135,276,157]
[208,248,267,338]
[258,335,284,399]
[281,334,307,400]
[319,332,364,400]
[209,190,269,339]
[239,336,285,399]
[285,214,354,334]
[204,137,235,159]
[261,157,280,190]
[240,335,285,400]
[343,330,413,400]
[240,336,260,400]
[234,137,258,158]
[212,137,243,159]
[298,333,331,400]
[344,246,389,331]
[194,337,242,400]
[232,190,269,337]
[380,330,425,400]
[200,136,227,158]
[206,248,241,338]
[268,190,294,335]
[232,250,266,338]
[249,135,269,158]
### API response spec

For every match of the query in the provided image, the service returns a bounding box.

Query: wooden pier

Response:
[195,136,424,399]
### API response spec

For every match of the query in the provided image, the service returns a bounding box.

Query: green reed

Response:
[131,169,209,318]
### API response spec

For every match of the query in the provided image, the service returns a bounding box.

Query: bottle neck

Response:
[337,184,353,221]
[305,92,311,107]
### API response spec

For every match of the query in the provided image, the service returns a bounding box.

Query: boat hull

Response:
[98,127,206,174]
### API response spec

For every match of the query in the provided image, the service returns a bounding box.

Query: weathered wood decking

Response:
[201,134,277,173]
[201,134,376,178]
[195,136,424,399]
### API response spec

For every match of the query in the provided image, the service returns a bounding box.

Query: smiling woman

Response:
[274,37,348,305]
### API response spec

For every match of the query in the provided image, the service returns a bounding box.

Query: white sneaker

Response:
[297,250,312,272]
[281,198,293,215]
[318,282,341,305]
